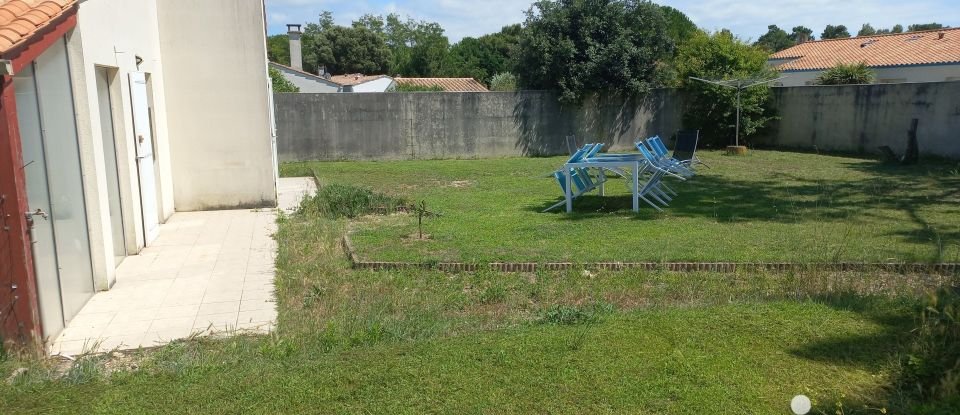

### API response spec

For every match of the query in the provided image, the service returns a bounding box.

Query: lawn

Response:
[281,150,960,264]
[2,208,956,413]
[2,150,958,414]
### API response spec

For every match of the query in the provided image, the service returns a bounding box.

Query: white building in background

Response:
[769,28,960,86]
[269,62,340,93]
[0,0,277,345]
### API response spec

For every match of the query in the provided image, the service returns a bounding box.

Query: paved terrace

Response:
[50,177,316,355]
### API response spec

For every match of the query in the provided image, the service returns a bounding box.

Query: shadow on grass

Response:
[790,293,914,369]
[527,159,960,258]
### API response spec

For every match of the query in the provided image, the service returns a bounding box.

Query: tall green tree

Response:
[675,30,776,146]
[303,23,391,75]
[515,0,674,105]
[444,24,522,84]
[857,23,877,36]
[659,5,697,47]
[821,24,851,39]
[354,14,450,76]
[267,34,290,65]
[755,25,793,52]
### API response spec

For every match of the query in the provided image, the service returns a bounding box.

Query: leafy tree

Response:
[354,14,450,76]
[755,25,793,52]
[816,62,874,85]
[444,24,523,84]
[908,23,945,32]
[515,0,674,105]
[489,72,518,91]
[267,34,290,65]
[674,30,777,146]
[857,23,876,36]
[821,24,851,39]
[659,5,698,47]
[304,24,390,75]
[269,67,300,93]
[891,24,904,33]
[789,26,815,43]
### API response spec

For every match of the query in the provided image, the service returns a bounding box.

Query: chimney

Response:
[939,32,946,40]
[797,32,810,43]
[287,24,303,70]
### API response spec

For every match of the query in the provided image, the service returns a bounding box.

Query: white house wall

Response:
[271,64,339,93]
[70,0,175,289]
[156,0,277,210]
[352,77,396,92]
[779,64,960,86]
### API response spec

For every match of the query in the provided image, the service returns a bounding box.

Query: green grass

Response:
[3,203,957,413]
[282,150,960,264]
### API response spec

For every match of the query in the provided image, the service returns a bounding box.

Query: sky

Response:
[264,0,960,43]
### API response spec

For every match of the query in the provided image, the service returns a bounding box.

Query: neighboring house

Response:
[394,77,489,92]
[0,0,277,351]
[269,62,340,93]
[769,28,960,86]
[330,74,396,92]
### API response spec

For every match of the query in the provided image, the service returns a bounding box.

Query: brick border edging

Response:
[341,235,960,275]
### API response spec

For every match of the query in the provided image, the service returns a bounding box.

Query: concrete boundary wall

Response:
[761,81,960,159]
[275,91,682,161]
[276,82,960,162]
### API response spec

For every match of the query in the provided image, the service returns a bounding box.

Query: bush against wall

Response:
[674,30,777,147]
[269,67,300,93]
[489,73,518,91]
[816,62,875,85]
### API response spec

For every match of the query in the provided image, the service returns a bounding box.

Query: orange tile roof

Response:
[0,0,76,55]
[770,28,960,71]
[394,77,489,92]
[329,73,391,86]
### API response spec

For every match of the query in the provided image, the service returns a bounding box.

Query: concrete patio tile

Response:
[238,308,276,324]
[239,299,274,312]
[49,179,308,355]
[156,304,202,319]
[148,317,196,333]
[194,312,238,330]
[197,301,240,315]
[241,289,273,301]
[103,320,152,337]
[109,308,159,324]
[203,290,245,303]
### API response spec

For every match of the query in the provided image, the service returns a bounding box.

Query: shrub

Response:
[298,183,407,219]
[269,67,300,93]
[904,288,960,404]
[816,62,875,85]
[488,72,517,91]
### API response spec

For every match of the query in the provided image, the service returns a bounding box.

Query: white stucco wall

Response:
[777,64,960,86]
[71,0,175,288]
[350,77,396,92]
[270,63,339,93]
[156,0,277,210]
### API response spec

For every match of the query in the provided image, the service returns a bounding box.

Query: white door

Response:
[129,72,160,244]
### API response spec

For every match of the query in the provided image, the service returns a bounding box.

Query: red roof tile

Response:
[394,77,489,92]
[0,0,75,55]
[770,28,960,71]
